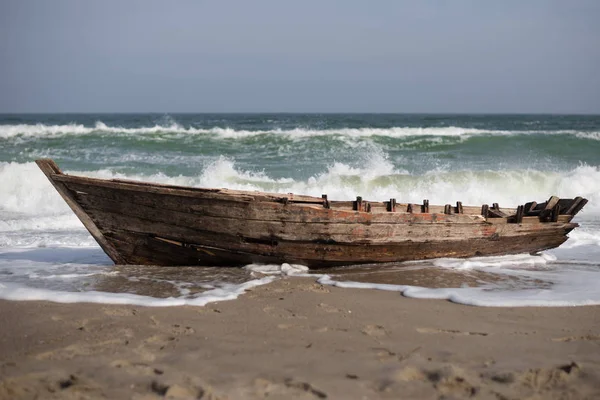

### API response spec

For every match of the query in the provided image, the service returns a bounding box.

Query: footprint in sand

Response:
[317,303,341,313]
[102,307,138,317]
[301,284,331,293]
[110,360,164,377]
[262,306,307,319]
[552,334,600,342]
[170,324,195,336]
[416,327,489,336]
[362,325,388,338]
[149,380,216,399]
[253,377,327,399]
[382,364,478,398]
[35,338,124,361]
[518,362,582,391]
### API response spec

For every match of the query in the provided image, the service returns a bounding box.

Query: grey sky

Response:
[1,0,599,113]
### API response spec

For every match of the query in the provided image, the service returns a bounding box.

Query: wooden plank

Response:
[53,172,325,204]
[569,198,588,216]
[487,208,507,218]
[104,225,571,267]
[75,193,498,244]
[564,197,583,215]
[544,196,560,211]
[35,159,126,264]
[524,201,537,215]
[66,180,483,225]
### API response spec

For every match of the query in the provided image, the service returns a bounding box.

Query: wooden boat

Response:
[37,159,587,268]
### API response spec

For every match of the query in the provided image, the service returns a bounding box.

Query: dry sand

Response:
[0,276,599,399]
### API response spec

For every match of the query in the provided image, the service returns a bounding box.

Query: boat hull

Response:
[36,159,583,268]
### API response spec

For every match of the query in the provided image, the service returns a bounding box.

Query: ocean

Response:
[1,113,599,307]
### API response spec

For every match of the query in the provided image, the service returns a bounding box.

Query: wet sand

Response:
[1,277,599,399]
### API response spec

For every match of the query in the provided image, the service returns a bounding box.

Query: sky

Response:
[1,0,599,113]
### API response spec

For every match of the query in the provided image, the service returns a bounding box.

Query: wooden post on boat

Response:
[538,196,560,221]
[322,194,330,209]
[551,203,560,222]
[387,198,396,212]
[422,199,429,213]
[407,204,413,213]
[515,205,524,223]
[353,196,363,211]
[444,204,452,214]
[492,203,499,210]
[456,201,463,214]
[481,204,489,218]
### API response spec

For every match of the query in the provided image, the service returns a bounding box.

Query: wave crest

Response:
[2,122,600,141]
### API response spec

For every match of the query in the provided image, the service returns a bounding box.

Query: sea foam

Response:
[2,160,600,219]
[2,121,599,140]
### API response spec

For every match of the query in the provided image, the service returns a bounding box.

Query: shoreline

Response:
[1,277,599,399]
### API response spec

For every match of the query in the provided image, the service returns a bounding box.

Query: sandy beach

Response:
[1,276,599,399]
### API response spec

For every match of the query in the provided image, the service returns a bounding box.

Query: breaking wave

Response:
[2,122,600,141]
[2,159,600,220]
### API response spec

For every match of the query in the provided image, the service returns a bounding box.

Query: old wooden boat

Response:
[37,159,587,268]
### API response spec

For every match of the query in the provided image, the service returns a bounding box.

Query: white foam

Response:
[0,247,276,307]
[2,122,599,141]
[3,160,600,224]
[430,253,556,271]
[0,276,275,307]
[316,253,600,307]
[245,263,310,276]
[0,162,72,215]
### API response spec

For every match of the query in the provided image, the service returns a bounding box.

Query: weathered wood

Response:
[487,208,507,218]
[53,172,324,204]
[102,226,571,268]
[524,201,537,215]
[550,203,560,223]
[322,194,330,209]
[36,159,587,268]
[76,192,507,244]
[387,198,396,212]
[481,204,489,218]
[564,197,583,215]
[68,181,483,225]
[353,196,363,211]
[514,205,524,224]
[456,201,463,214]
[569,198,588,217]
[35,159,126,264]
[545,196,560,211]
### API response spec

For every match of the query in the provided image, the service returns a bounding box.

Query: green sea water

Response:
[1,113,600,307]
